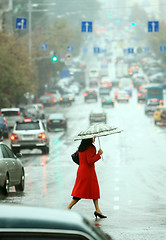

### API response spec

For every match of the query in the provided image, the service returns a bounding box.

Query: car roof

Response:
[0,205,106,240]
[48,113,64,119]
[1,108,20,111]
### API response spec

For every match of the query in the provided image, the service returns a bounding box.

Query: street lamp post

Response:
[28,0,56,64]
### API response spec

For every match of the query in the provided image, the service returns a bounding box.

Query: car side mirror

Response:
[16,153,22,158]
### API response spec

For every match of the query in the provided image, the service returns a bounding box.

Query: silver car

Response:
[10,119,49,155]
[0,142,24,195]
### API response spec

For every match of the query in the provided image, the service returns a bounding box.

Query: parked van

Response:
[0,108,22,129]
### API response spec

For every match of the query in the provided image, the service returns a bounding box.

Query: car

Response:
[84,89,98,102]
[22,104,45,120]
[10,118,49,155]
[0,115,9,138]
[99,87,110,96]
[89,111,107,124]
[145,98,161,115]
[0,204,113,240]
[101,96,115,107]
[116,90,130,102]
[47,113,67,131]
[59,94,73,105]
[0,108,23,130]
[153,105,166,125]
[100,76,112,90]
[137,86,147,102]
[39,94,56,106]
[0,142,24,195]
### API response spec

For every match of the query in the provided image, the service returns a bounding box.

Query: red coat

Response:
[71,145,101,199]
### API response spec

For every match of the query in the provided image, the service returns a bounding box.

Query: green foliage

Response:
[0,32,37,107]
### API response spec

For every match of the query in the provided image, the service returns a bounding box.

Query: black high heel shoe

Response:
[94,211,107,219]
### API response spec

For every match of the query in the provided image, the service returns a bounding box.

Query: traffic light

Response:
[131,22,136,26]
[51,51,58,62]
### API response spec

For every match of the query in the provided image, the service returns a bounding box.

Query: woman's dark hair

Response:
[78,138,93,152]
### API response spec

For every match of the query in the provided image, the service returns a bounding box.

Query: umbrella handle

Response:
[98,137,104,161]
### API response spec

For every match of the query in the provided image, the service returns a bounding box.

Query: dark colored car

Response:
[99,87,110,96]
[0,115,9,138]
[0,205,113,240]
[84,90,98,102]
[145,98,161,114]
[47,113,67,131]
[59,94,73,105]
[0,142,24,195]
[102,96,115,107]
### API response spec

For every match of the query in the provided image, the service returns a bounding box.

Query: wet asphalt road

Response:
[1,88,166,240]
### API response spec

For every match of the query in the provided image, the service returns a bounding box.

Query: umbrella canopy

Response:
[74,123,122,141]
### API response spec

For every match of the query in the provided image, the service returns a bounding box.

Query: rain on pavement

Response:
[1,52,166,240]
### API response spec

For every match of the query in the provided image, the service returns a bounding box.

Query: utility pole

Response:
[28,0,32,64]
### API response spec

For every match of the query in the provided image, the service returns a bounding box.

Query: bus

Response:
[146,84,164,104]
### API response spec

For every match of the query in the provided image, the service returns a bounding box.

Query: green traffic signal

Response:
[52,56,58,62]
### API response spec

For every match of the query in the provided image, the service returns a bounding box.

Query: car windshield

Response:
[16,122,40,130]
[1,111,19,116]
[1,0,166,239]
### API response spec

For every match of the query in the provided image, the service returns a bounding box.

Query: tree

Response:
[0,32,37,107]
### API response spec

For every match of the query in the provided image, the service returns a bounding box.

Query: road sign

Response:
[67,46,73,52]
[81,21,93,32]
[83,48,88,53]
[128,48,134,54]
[94,47,100,54]
[65,53,72,61]
[41,43,48,51]
[16,18,27,30]
[160,45,166,52]
[144,47,149,52]
[148,21,159,32]
[123,49,128,54]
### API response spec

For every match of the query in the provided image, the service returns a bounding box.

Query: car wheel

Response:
[12,147,20,155]
[42,147,49,155]
[15,170,25,192]
[3,174,9,196]
[3,132,9,139]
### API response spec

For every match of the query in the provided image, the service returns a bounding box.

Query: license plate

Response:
[22,135,34,139]
[52,120,60,123]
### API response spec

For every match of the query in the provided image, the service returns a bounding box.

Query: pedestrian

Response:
[67,137,107,219]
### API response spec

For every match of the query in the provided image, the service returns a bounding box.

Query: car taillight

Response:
[160,99,163,103]
[60,97,63,101]
[112,99,115,102]
[10,134,18,140]
[160,110,163,113]
[47,119,50,123]
[69,97,72,100]
[38,133,46,139]
[139,86,142,90]
[102,100,105,103]
[18,111,20,116]
[118,83,122,87]
[126,95,130,98]
[143,89,147,93]
[84,93,88,97]
[109,83,112,86]
[24,118,31,122]
[138,93,142,97]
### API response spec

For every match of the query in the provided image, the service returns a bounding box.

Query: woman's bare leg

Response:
[93,199,103,214]
[67,199,80,209]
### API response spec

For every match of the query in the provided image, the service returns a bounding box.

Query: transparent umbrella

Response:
[74,123,122,160]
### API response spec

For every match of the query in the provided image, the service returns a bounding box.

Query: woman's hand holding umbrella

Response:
[98,149,103,155]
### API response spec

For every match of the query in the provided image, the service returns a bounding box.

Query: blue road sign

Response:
[83,48,88,53]
[67,46,73,52]
[41,43,48,51]
[16,18,27,30]
[81,21,93,32]
[148,21,159,32]
[94,47,100,54]
[144,47,149,52]
[128,48,134,54]
[160,45,166,52]
[102,49,107,53]
[59,69,70,79]
[123,49,128,54]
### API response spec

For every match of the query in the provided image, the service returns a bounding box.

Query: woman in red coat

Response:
[67,138,106,219]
